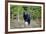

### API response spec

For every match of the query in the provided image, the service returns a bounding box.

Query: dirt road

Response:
[10,19,41,29]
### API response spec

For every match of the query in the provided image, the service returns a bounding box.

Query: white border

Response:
[8,2,43,32]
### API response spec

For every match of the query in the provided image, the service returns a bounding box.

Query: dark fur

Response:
[23,12,30,25]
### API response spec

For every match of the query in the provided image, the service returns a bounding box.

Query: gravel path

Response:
[10,19,41,29]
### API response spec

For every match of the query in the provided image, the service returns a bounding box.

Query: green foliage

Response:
[28,6,41,19]
[10,5,41,20]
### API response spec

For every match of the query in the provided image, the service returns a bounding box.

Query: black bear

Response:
[23,6,31,25]
[23,11,30,25]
